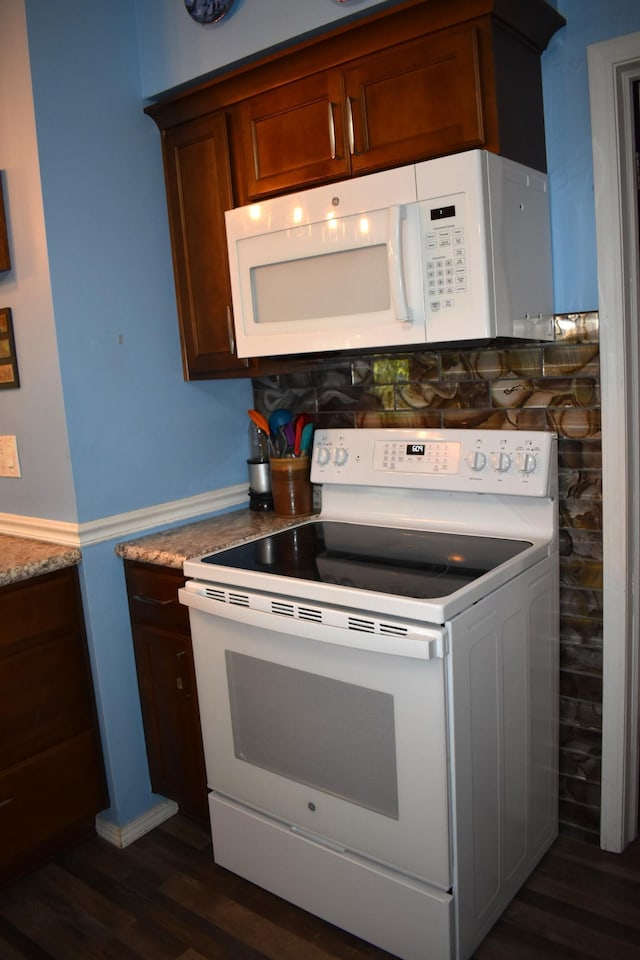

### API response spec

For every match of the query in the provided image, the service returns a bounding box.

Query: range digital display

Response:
[406,443,426,456]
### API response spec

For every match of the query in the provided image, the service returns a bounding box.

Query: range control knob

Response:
[465,451,487,472]
[491,451,512,473]
[316,445,331,466]
[334,447,348,466]
[516,451,537,474]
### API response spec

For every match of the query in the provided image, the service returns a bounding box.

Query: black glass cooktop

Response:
[201,521,532,600]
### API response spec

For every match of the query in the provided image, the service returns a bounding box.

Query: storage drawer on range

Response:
[125,562,189,633]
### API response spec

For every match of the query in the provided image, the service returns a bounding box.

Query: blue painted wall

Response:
[25,0,251,524]
[136,0,404,99]
[3,0,639,828]
[12,0,255,826]
[0,0,77,523]
[543,0,640,312]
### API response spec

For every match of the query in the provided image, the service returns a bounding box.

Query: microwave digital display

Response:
[430,205,456,221]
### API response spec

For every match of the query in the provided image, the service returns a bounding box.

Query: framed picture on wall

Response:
[0,308,19,389]
[0,174,10,273]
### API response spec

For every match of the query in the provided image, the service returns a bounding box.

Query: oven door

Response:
[180,582,451,889]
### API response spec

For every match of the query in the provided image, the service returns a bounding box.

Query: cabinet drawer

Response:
[0,730,108,877]
[0,631,95,769]
[125,562,189,633]
[1,566,82,650]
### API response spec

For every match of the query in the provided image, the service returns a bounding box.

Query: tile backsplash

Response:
[252,312,602,837]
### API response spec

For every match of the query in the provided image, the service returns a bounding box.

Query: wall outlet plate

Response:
[0,435,21,477]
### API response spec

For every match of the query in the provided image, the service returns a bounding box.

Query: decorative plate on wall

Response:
[184,1,235,25]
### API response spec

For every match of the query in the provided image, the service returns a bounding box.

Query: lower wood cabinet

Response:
[0,566,109,884]
[124,560,209,825]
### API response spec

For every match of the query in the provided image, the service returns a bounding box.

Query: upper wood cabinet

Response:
[146,0,565,379]
[344,25,485,178]
[161,112,257,379]
[236,23,487,201]
[234,70,351,201]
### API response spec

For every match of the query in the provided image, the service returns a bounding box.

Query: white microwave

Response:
[225,150,554,359]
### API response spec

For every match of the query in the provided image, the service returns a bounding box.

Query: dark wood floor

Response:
[1,814,640,960]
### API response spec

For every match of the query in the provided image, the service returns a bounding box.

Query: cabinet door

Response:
[234,70,351,202]
[133,624,209,824]
[126,563,209,824]
[163,112,256,378]
[344,24,485,175]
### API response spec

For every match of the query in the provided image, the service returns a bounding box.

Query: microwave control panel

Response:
[419,192,470,315]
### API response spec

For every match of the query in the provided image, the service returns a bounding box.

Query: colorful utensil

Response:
[283,421,296,451]
[300,422,314,454]
[294,416,304,456]
[268,409,292,436]
[248,409,270,436]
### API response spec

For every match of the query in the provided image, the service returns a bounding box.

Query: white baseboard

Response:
[95,798,179,848]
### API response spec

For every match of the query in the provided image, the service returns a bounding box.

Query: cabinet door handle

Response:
[346,96,355,155]
[176,650,191,698]
[328,102,337,160]
[226,304,236,356]
[0,797,13,809]
[133,593,175,606]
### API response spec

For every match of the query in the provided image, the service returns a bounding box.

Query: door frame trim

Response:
[588,31,640,852]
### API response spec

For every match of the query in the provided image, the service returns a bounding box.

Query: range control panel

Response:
[311,428,555,497]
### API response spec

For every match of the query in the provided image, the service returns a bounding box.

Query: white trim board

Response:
[0,483,248,547]
[588,31,640,852]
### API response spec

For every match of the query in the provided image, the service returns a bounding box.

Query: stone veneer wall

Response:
[252,312,602,837]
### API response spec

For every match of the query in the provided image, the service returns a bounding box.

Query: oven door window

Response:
[226,652,399,819]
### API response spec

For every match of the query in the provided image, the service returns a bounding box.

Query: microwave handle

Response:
[226,304,236,355]
[388,206,409,323]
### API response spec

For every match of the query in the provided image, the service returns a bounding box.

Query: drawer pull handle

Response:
[133,593,175,607]
[0,798,13,809]
[176,650,191,698]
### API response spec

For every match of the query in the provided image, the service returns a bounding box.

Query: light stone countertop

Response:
[0,534,81,587]
[115,507,318,569]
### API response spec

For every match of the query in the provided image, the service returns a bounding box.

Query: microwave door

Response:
[228,204,426,358]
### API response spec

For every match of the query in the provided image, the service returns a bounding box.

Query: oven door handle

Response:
[179,583,447,660]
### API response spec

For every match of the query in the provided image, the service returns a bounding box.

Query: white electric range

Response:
[180,428,559,960]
